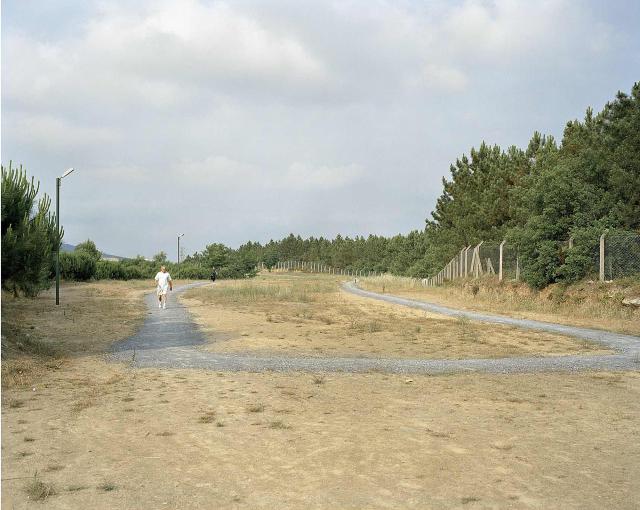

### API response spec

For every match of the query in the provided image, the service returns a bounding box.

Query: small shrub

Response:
[24,473,56,501]
[269,420,291,429]
[199,411,216,423]
[247,403,265,413]
[59,251,97,281]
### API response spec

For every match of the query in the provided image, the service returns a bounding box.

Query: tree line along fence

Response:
[422,229,640,287]
[260,229,640,286]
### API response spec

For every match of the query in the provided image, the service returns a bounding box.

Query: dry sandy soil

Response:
[2,278,639,509]
[182,274,609,359]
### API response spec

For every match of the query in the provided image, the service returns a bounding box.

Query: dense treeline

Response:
[3,83,638,294]
[60,244,258,282]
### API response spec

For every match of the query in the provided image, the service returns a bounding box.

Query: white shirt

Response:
[155,271,172,290]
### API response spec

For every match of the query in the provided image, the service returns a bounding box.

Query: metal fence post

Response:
[464,246,471,277]
[599,231,606,281]
[499,240,506,281]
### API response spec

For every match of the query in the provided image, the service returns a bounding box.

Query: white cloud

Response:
[8,113,120,151]
[284,162,363,190]
[173,156,362,192]
[422,64,469,92]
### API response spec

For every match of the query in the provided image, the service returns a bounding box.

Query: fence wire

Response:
[501,245,520,281]
[604,230,640,280]
[478,243,501,276]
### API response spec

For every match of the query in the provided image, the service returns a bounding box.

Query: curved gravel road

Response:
[111,281,640,374]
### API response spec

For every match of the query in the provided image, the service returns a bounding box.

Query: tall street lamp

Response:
[177,233,184,278]
[56,167,76,305]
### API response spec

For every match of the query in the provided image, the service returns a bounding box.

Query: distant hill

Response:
[61,243,126,261]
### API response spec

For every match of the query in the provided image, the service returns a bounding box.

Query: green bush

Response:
[59,251,97,281]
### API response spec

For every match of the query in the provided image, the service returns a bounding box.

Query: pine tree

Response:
[1,163,62,296]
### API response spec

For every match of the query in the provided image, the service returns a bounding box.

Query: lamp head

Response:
[178,233,185,238]
[61,168,75,178]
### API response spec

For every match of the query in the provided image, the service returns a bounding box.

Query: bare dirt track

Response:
[2,276,640,509]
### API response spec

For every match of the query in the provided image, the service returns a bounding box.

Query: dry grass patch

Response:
[247,403,265,413]
[97,481,117,492]
[24,473,56,501]
[1,280,148,361]
[360,275,640,335]
[198,411,217,423]
[183,273,610,360]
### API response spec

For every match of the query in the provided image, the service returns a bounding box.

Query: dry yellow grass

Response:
[1,280,152,392]
[360,275,640,335]
[182,273,609,359]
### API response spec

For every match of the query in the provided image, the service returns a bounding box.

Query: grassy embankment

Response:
[358,274,640,336]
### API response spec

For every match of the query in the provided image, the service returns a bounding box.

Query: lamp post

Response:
[177,233,184,278]
[56,168,75,305]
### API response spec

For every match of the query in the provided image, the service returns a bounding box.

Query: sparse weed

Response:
[98,482,117,492]
[457,316,476,343]
[66,484,89,492]
[199,411,217,423]
[247,403,265,413]
[45,464,65,472]
[269,420,290,429]
[24,472,56,501]
[312,375,325,385]
[366,321,382,333]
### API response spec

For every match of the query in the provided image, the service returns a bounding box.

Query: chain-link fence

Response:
[603,230,640,280]
[422,229,639,287]
[501,244,520,281]
[478,243,500,276]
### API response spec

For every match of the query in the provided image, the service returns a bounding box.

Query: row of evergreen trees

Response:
[2,83,638,295]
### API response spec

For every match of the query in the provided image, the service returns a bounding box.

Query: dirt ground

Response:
[2,278,639,509]
[2,359,639,509]
[182,274,609,359]
[359,275,640,336]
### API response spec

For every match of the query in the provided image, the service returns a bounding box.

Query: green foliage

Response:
[261,250,279,271]
[153,251,169,265]
[1,163,62,296]
[59,251,97,281]
[75,239,101,261]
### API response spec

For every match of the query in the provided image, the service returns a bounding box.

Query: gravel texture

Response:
[110,281,640,374]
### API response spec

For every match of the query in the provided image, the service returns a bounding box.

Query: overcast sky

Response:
[2,0,639,259]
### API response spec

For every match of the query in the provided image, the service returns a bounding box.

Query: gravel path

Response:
[111,281,640,374]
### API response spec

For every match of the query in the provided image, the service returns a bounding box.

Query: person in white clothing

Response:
[154,266,173,309]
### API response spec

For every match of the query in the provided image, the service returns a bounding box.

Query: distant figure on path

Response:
[154,265,173,309]
[210,266,217,283]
